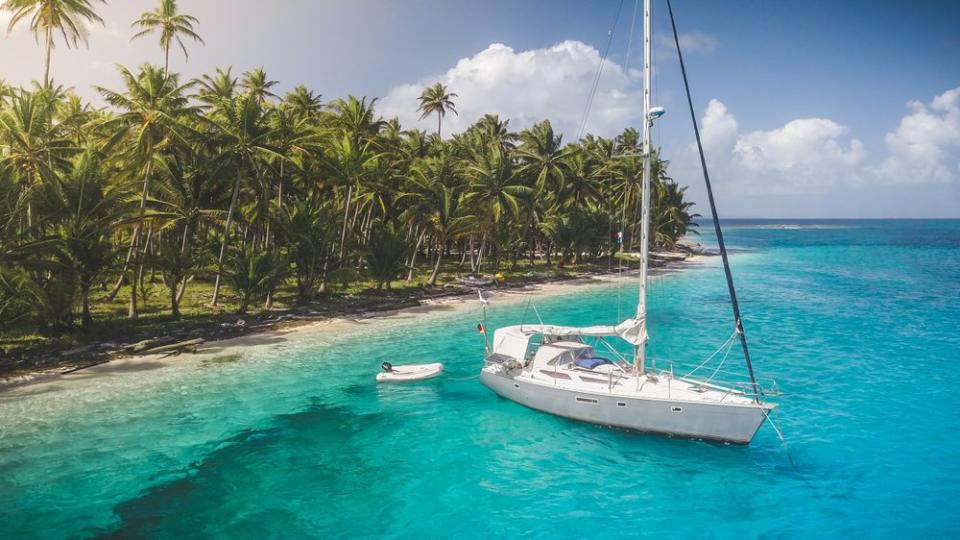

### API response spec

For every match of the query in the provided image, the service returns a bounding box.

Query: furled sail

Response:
[510,318,648,346]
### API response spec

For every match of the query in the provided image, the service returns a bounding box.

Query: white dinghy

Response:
[376,362,444,383]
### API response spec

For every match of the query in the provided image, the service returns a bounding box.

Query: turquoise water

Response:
[2,220,959,538]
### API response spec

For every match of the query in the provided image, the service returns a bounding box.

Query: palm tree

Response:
[131,0,204,76]
[328,95,384,144]
[2,0,105,86]
[96,63,196,317]
[472,113,516,153]
[196,66,236,107]
[324,133,374,261]
[284,85,322,121]
[461,145,532,271]
[203,92,280,307]
[275,193,334,303]
[240,68,278,104]
[0,87,73,227]
[226,243,285,314]
[416,82,457,138]
[516,120,571,195]
[149,148,216,316]
[37,151,131,326]
[363,220,409,290]
[401,154,468,285]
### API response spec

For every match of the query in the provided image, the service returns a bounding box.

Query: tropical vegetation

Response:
[0,1,696,343]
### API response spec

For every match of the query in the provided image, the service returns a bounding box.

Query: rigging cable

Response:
[576,0,626,142]
[665,0,760,399]
[616,0,641,323]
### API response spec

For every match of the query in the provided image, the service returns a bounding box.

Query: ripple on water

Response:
[2,220,960,538]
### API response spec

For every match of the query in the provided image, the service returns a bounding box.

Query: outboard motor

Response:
[381,362,394,373]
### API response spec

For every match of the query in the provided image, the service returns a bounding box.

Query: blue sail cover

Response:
[576,357,613,370]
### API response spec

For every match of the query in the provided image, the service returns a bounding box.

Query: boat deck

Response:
[524,364,760,407]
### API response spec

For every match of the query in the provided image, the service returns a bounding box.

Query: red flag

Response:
[477,323,485,333]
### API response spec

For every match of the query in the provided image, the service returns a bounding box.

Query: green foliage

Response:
[0,18,698,338]
[225,244,286,314]
[363,221,410,290]
[275,194,334,303]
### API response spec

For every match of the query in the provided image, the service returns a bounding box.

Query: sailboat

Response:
[478,0,776,444]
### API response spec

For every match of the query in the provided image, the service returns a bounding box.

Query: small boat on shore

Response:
[376,362,444,383]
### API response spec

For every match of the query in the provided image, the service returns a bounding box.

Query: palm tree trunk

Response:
[177,275,191,304]
[164,45,170,77]
[468,236,477,273]
[428,240,444,286]
[338,184,353,260]
[318,256,329,294]
[169,281,180,318]
[107,234,137,300]
[136,225,154,292]
[437,114,442,139]
[126,159,154,318]
[43,27,52,87]
[81,286,93,327]
[407,228,424,282]
[475,235,486,273]
[211,172,243,307]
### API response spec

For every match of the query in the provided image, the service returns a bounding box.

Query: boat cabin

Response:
[488,325,621,374]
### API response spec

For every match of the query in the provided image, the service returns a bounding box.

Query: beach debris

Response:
[140,338,205,355]
[127,339,158,353]
[457,275,493,287]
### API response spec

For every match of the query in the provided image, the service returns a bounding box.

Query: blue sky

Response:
[1,0,958,217]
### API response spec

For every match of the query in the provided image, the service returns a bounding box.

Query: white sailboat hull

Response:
[480,368,769,444]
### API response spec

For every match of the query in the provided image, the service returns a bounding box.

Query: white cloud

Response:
[655,32,718,56]
[873,87,960,184]
[379,41,642,138]
[695,99,866,194]
[691,89,960,195]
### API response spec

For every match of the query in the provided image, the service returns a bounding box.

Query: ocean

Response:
[1,219,958,538]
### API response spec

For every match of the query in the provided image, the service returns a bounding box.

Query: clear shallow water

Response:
[2,219,959,539]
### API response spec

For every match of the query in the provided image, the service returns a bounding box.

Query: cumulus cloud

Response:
[695,99,866,194]
[873,87,960,184]
[379,41,642,138]
[692,89,960,195]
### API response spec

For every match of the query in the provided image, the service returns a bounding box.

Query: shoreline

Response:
[0,250,710,392]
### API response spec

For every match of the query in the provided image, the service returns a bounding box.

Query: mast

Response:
[634,0,653,375]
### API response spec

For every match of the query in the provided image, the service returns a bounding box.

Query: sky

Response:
[1,0,958,218]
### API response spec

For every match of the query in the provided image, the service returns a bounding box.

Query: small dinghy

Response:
[376,362,444,383]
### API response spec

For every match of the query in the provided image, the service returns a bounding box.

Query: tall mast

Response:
[634,0,653,375]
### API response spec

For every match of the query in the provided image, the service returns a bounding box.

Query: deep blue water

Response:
[1,219,959,538]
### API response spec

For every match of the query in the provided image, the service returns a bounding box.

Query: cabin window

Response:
[671,406,683,413]
[617,402,627,407]
[575,396,598,404]
[539,370,571,380]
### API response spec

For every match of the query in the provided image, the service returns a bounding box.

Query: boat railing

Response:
[607,369,626,391]
[678,374,779,402]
